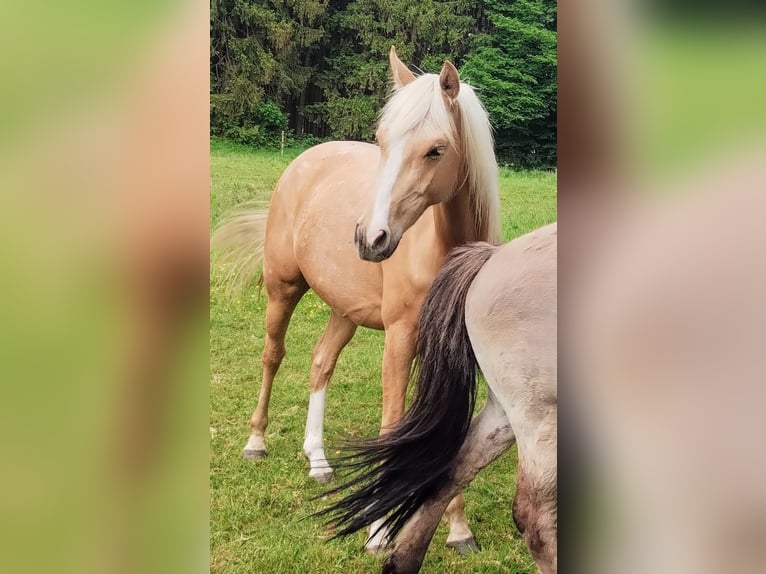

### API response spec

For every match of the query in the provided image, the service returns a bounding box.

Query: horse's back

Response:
[465,223,557,399]
[269,141,379,216]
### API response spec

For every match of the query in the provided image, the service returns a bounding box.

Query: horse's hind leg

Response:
[510,406,557,574]
[383,393,515,574]
[302,311,357,483]
[243,275,308,458]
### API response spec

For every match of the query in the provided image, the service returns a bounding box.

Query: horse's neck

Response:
[432,178,487,251]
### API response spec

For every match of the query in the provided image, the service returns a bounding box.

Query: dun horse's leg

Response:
[510,407,557,574]
[243,279,308,458]
[302,312,357,483]
[383,395,515,574]
[366,321,417,553]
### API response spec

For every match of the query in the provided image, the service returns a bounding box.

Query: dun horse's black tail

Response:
[319,242,496,543]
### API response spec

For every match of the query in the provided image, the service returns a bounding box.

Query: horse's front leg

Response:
[383,395,515,574]
[365,319,418,553]
[379,320,417,431]
[364,319,480,555]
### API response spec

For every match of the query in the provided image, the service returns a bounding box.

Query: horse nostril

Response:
[372,230,388,250]
[354,223,360,244]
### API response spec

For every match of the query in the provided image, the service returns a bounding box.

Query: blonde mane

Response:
[380,73,502,244]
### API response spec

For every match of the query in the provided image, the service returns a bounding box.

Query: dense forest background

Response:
[211,0,556,168]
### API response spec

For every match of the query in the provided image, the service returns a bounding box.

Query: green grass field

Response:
[210,138,556,573]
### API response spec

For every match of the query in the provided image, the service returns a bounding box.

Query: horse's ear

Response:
[389,45,415,88]
[439,60,460,101]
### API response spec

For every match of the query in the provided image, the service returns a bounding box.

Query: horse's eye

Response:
[425,147,442,159]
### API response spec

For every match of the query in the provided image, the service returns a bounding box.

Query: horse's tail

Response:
[320,241,497,543]
[210,205,269,296]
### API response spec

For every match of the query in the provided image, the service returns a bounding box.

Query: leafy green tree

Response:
[210,0,328,143]
[461,0,557,167]
[311,0,478,140]
[209,0,557,167]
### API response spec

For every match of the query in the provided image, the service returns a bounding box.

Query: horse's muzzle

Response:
[354,223,397,262]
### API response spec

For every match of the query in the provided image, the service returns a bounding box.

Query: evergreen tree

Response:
[311,0,477,141]
[461,0,557,167]
[210,0,328,144]
[209,0,558,168]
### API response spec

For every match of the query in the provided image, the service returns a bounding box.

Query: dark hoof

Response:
[311,471,334,484]
[243,449,267,459]
[447,536,480,555]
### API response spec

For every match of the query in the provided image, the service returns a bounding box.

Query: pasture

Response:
[210,138,557,573]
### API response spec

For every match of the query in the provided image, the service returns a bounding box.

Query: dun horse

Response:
[212,47,501,552]
[322,224,558,574]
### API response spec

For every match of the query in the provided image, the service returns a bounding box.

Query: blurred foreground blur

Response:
[563,1,766,572]
[0,1,209,573]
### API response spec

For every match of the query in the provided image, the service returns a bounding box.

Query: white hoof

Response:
[365,519,391,554]
[306,455,334,484]
[243,435,267,459]
[309,468,334,484]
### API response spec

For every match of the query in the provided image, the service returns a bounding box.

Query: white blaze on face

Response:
[367,137,406,245]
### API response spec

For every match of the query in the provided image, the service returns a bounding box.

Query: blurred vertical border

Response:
[559,0,766,572]
[0,1,209,573]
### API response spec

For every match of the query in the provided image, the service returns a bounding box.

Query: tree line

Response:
[211,0,556,168]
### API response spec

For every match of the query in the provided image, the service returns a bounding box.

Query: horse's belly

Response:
[312,280,384,330]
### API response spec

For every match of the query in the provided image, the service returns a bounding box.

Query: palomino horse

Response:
[212,47,501,552]
[322,224,558,574]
